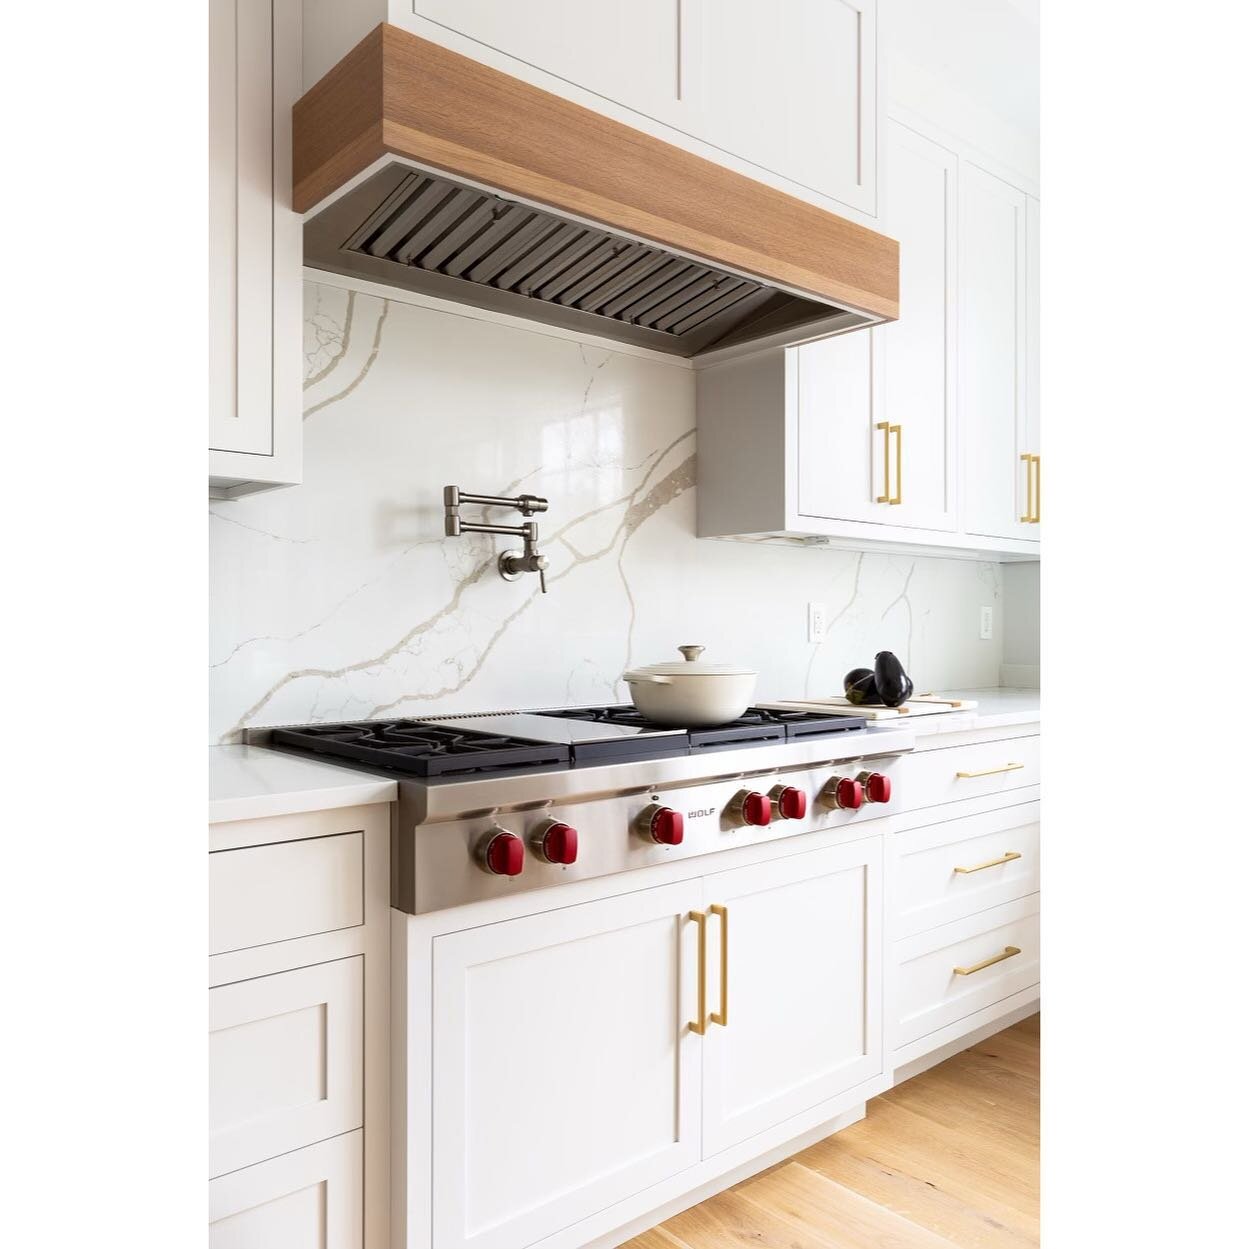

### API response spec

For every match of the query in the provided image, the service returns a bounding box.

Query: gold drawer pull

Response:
[954,850,1022,875]
[709,903,729,1028]
[956,762,1025,779]
[689,910,708,1034]
[954,945,1021,976]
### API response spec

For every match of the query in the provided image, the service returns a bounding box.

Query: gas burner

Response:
[269,704,868,779]
[269,719,570,777]
[545,705,867,750]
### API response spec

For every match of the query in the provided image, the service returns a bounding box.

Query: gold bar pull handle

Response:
[954,945,1021,976]
[709,903,729,1027]
[954,850,1022,875]
[956,761,1025,779]
[876,421,892,504]
[689,910,708,1035]
[1020,452,1034,523]
[1032,454,1041,523]
[891,424,902,504]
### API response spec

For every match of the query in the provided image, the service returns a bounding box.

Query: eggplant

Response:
[843,667,880,706]
[874,651,914,707]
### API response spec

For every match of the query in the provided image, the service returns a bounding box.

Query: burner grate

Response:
[269,720,570,777]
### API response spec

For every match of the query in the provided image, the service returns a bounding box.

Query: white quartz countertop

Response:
[866,687,1040,740]
[209,745,398,825]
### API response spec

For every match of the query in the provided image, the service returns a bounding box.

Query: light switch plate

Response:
[979,605,994,640]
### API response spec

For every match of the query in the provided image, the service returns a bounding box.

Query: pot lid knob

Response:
[677,645,706,662]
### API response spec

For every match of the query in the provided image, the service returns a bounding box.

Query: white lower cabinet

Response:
[431,881,702,1249]
[700,838,883,1156]
[209,1130,363,1249]
[895,894,1040,1049]
[429,837,884,1249]
[210,957,364,1178]
[208,803,390,1248]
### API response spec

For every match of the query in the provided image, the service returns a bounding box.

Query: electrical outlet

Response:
[979,605,994,640]
[808,601,828,643]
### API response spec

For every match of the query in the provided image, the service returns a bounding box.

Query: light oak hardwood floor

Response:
[624,1013,1039,1249]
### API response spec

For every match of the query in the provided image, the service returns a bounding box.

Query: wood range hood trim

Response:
[293,24,899,358]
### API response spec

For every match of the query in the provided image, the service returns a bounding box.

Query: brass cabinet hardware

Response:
[1019,454,1041,523]
[877,422,903,504]
[709,903,729,1027]
[954,945,1021,976]
[954,850,1022,875]
[955,761,1025,779]
[876,421,892,503]
[689,910,709,1034]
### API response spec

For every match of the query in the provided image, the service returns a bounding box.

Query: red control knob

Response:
[858,771,892,804]
[535,820,578,865]
[771,785,808,820]
[737,791,772,827]
[824,776,864,811]
[640,804,684,845]
[482,830,524,876]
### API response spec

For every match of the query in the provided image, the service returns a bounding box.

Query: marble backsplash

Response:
[209,282,1008,742]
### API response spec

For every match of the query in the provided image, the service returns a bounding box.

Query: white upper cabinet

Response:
[693,0,878,215]
[409,0,687,120]
[795,119,956,530]
[1025,194,1042,535]
[959,162,1035,542]
[209,0,302,499]
[696,112,1038,561]
[876,122,959,531]
[369,0,880,219]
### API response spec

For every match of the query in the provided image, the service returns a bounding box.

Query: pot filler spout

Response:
[293,25,900,362]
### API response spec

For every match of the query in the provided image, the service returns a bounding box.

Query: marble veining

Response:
[209,283,1005,742]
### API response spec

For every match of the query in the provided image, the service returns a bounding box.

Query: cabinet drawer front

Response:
[210,958,363,1178]
[210,832,363,955]
[209,1129,362,1249]
[895,735,1040,814]
[895,802,1040,937]
[895,896,1039,1048]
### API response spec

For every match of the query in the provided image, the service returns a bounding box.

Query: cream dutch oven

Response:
[622,645,758,727]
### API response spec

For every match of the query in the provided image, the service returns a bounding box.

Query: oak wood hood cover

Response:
[294,24,899,359]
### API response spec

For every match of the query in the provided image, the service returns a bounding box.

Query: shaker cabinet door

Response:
[796,330,881,525]
[409,0,689,123]
[873,121,958,531]
[700,838,884,1157]
[795,121,955,531]
[209,0,274,457]
[209,0,302,494]
[1024,194,1042,536]
[692,0,878,214]
[431,881,702,1249]
[959,162,1035,541]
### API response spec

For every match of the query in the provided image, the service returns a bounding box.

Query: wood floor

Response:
[623,1013,1039,1249]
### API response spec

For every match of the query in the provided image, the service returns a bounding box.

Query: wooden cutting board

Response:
[761,695,978,721]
